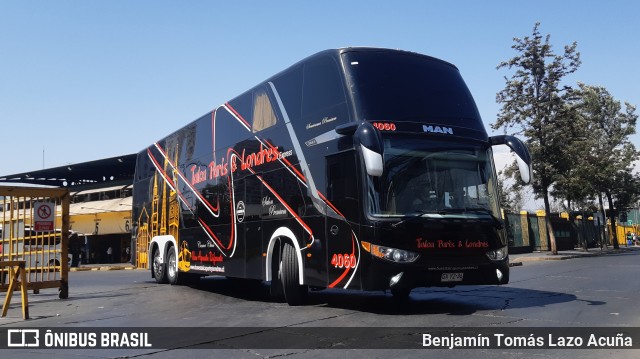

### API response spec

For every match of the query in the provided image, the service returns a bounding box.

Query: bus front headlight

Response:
[486,246,508,261]
[362,241,419,263]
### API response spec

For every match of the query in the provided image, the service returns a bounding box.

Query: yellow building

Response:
[69,185,132,264]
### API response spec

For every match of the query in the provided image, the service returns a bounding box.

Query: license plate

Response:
[441,272,463,282]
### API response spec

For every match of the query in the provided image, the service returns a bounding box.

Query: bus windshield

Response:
[368,137,500,218]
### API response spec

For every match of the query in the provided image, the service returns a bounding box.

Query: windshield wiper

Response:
[391,207,504,229]
[438,207,504,229]
[391,210,434,228]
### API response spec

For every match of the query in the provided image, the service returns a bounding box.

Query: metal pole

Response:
[598,192,608,249]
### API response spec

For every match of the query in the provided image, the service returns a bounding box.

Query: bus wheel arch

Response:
[265,227,307,305]
[265,227,305,284]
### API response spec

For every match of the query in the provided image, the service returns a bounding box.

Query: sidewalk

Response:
[69,262,138,272]
[510,245,640,266]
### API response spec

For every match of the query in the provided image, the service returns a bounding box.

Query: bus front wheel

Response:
[390,286,411,301]
[280,241,308,306]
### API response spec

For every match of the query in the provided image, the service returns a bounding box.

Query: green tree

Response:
[573,83,639,247]
[493,22,581,254]
[610,171,640,214]
[497,169,524,212]
[551,94,595,210]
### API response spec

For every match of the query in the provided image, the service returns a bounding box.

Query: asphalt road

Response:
[2,250,640,358]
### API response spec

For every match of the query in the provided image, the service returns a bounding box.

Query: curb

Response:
[511,255,579,264]
[511,247,639,265]
[70,266,138,272]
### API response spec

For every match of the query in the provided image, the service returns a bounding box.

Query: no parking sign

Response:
[34,201,55,231]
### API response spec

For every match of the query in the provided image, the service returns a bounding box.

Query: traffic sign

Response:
[33,201,55,231]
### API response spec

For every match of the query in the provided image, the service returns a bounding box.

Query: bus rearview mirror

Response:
[335,122,358,135]
[354,122,384,177]
[489,135,532,184]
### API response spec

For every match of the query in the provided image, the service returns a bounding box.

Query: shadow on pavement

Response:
[189,277,580,316]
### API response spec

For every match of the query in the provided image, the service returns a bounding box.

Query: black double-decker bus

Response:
[132,48,531,305]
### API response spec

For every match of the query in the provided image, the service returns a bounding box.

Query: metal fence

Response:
[0,186,70,298]
[504,210,618,253]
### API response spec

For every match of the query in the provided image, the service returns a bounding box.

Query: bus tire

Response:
[390,286,411,302]
[269,240,284,301]
[280,241,307,306]
[152,246,167,284]
[165,246,200,285]
[167,247,179,285]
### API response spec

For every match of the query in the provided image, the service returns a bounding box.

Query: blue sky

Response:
[1,0,638,180]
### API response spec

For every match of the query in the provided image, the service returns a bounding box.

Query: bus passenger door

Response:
[325,151,361,290]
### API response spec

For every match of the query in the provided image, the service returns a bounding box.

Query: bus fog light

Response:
[496,269,503,282]
[390,272,403,286]
[486,246,508,261]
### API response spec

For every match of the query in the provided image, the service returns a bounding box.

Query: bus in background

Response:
[132,48,531,305]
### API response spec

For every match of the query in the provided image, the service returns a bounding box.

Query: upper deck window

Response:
[343,51,481,125]
[252,88,277,133]
[302,55,346,119]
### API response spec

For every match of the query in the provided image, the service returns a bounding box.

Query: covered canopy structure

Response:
[0,154,137,264]
[0,154,137,189]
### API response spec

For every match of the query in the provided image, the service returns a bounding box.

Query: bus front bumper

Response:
[361,257,510,292]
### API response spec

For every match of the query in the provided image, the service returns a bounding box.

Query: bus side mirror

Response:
[341,122,384,177]
[489,135,532,184]
[335,122,358,135]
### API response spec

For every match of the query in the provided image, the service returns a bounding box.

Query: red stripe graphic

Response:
[263,138,307,182]
[154,144,220,214]
[328,233,356,288]
[226,173,235,250]
[149,93,359,286]
[197,218,225,250]
[225,102,251,129]
[256,172,314,240]
[211,108,217,154]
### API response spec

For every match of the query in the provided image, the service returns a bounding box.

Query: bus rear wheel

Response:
[167,247,199,285]
[280,241,308,306]
[167,249,179,285]
[152,246,167,284]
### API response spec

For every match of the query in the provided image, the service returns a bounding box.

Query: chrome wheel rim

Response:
[153,251,162,277]
[168,252,176,278]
